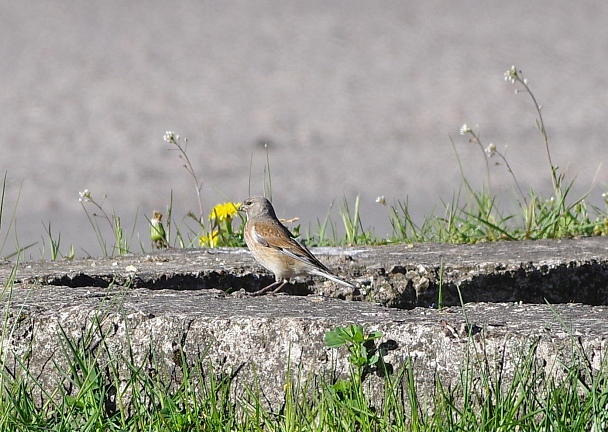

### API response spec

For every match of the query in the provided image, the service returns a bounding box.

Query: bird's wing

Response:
[251,220,332,273]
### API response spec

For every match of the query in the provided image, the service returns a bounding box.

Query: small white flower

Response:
[78,189,91,202]
[504,65,518,84]
[163,131,178,143]
[375,196,386,206]
[460,124,472,135]
[485,143,497,158]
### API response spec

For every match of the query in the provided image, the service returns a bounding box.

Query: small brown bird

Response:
[240,195,355,295]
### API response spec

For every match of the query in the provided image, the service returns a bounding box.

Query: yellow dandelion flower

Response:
[199,230,219,247]
[209,202,239,222]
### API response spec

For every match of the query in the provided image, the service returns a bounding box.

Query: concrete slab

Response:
[2,238,608,408]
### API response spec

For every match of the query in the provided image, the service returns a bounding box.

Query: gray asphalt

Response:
[1,1,607,257]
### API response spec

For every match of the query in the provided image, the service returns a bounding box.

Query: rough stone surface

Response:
[2,237,608,408]
[6,236,608,307]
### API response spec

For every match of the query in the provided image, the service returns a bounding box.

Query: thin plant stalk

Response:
[505,66,558,195]
[164,131,204,222]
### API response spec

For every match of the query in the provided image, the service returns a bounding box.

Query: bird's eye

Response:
[245,200,252,205]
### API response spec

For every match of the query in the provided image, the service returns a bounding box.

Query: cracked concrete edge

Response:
[3,236,608,307]
[3,287,607,408]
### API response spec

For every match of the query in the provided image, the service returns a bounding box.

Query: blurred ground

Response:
[1,1,607,257]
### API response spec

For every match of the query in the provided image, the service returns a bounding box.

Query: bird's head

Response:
[239,195,277,220]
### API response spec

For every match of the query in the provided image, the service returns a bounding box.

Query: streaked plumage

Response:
[240,195,355,295]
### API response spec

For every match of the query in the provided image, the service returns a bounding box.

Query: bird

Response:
[240,195,356,295]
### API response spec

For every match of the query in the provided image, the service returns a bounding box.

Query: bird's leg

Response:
[252,279,287,296]
[270,280,288,294]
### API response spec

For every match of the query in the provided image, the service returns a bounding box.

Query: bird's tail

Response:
[312,269,356,289]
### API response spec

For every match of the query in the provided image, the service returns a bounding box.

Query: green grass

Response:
[0,66,606,260]
[97,68,608,252]
[1,64,608,428]
[1,285,608,431]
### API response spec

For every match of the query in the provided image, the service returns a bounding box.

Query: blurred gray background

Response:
[1,1,607,257]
